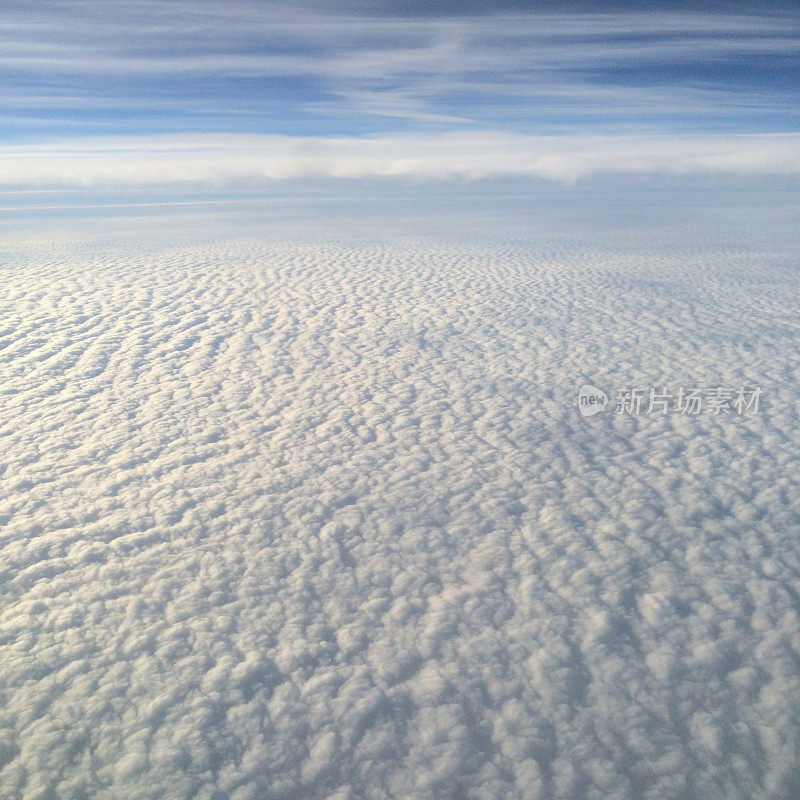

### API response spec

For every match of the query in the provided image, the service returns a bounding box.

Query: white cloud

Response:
[2,131,800,188]
[3,5,797,78]
[1,232,799,798]
[1,4,797,128]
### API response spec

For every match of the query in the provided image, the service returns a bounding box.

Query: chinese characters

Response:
[613,386,761,415]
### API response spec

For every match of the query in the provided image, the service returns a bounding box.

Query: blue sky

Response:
[0,1,798,189]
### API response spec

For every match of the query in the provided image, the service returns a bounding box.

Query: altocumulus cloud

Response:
[2,132,800,187]
[1,234,799,799]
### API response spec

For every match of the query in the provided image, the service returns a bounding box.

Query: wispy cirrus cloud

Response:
[2,132,799,188]
[2,2,798,139]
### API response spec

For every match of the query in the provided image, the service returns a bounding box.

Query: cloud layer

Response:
[3,2,798,137]
[1,234,799,799]
[2,132,800,188]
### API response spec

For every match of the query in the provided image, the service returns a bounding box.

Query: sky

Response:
[2,6,800,798]
[1,0,799,192]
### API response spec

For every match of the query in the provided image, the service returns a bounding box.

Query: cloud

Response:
[4,3,798,77]
[1,231,799,798]
[1,3,798,132]
[2,132,799,188]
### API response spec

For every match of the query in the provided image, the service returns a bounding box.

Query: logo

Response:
[577,384,608,417]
